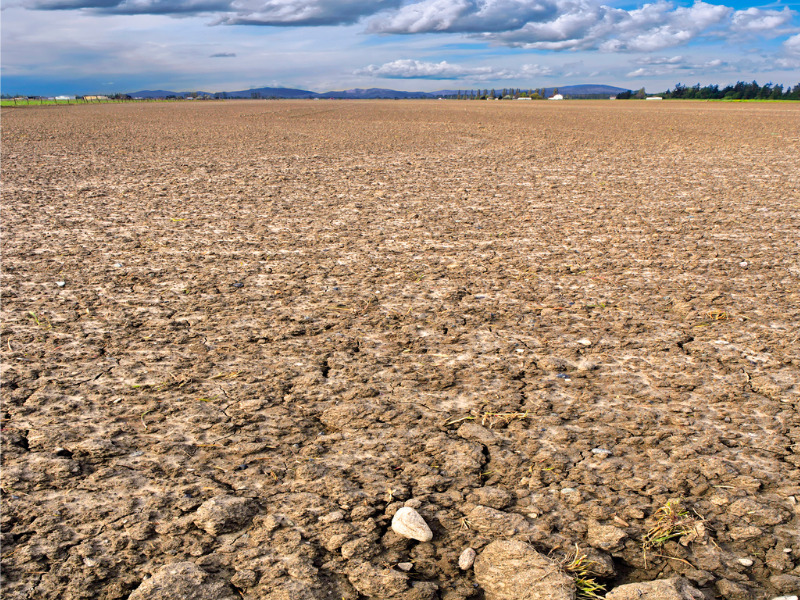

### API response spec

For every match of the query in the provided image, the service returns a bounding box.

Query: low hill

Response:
[128,83,631,100]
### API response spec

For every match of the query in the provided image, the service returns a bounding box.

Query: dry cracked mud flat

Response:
[1,99,799,600]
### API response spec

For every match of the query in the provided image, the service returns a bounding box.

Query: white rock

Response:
[737,558,754,567]
[391,507,433,542]
[740,261,748,267]
[56,281,66,287]
[459,548,476,570]
[771,597,798,600]
[577,338,592,346]
[397,562,413,572]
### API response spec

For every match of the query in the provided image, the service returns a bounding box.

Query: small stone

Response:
[459,548,477,570]
[391,507,433,542]
[771,597,799,600]
[591,448,611,456]
[737,558,754,567]
[577,338,592,346]
[232,282,244,288]
[740,261,748,267]
[56,281,66,287]
[113,263,123,268]
[397,562,413,572]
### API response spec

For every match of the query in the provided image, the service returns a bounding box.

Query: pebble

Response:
[391,506,433,542]
[113,263,123,267]
[591,448,612,456]
[397,562,413,572]
[459,548,476,570]
[740,261,748,267]
[737,558,754,567]
[56,281,66,287]
[232,282,244,288]
[772,597,798,600]
[577,338,592,346]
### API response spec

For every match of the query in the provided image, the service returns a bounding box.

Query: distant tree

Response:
[634,87,646,99]
[616,90,633,99]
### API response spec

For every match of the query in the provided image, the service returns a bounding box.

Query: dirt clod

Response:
[128,562,239,600]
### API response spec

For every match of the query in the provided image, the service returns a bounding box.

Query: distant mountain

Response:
[316,88,435,99]
[128,83,631,100]
[130,90,192,98]
[546,84,630,96]
[224,86,317,98]
[129,86,316,99]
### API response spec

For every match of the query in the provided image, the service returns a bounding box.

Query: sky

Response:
[2,0,799,96]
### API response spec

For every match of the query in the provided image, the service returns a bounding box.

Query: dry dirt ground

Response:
[1,99,799,600]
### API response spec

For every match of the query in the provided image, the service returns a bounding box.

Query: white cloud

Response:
[784,33,800,54]
[18,0,797,55]
[368,0,733,52]
[634,55,684,65]
[731,7,794,33]
[626,55,733,77]
[367,0,565,34]
[217,0,400,25]
[355,58,553,79]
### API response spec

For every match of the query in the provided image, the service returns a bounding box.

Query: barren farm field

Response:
[2,99,799,600]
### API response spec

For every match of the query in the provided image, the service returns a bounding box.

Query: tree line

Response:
[660,81,800,100]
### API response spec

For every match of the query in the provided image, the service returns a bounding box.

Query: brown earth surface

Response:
[1,99,799,599]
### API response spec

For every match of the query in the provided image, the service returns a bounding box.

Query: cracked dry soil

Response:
[1,99,799,599]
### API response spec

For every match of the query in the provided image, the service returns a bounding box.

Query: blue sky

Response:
[2,0,799,95]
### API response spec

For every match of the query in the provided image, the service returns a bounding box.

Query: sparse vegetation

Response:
[642,500,702,566]
[561,546,607,599]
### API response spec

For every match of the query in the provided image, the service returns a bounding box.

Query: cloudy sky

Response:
[2,0,799,95]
